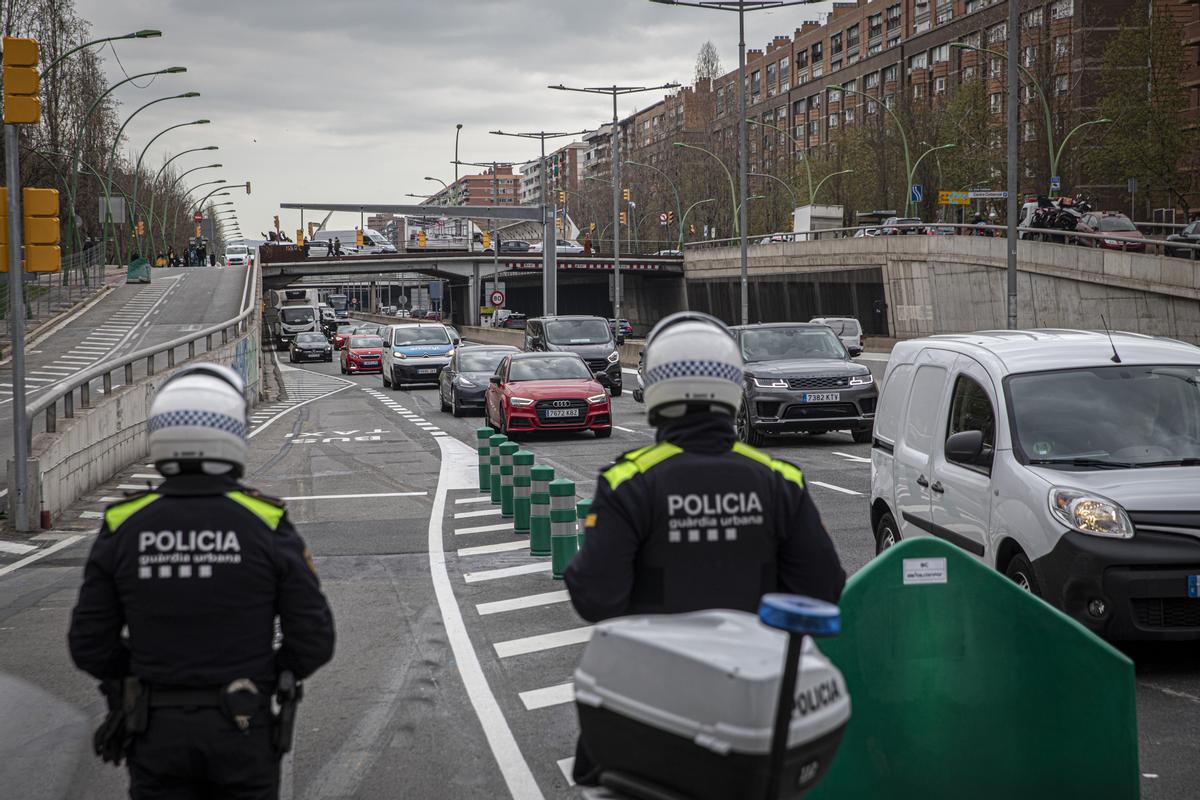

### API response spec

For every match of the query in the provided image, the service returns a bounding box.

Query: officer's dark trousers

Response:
[128,707,279,800]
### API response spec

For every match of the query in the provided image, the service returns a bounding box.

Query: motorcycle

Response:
[1028,195,1094,244]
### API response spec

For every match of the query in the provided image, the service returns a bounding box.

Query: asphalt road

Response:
[0,265,253,496]
[0,339,1194,798]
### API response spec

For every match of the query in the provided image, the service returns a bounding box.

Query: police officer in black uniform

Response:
[69,363,335,799]
[565,313,845,784]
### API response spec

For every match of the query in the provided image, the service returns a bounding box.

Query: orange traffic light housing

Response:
[2,37,40,125]
[23,187,60,272]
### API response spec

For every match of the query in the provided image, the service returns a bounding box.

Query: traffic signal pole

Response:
[5,123,30,531]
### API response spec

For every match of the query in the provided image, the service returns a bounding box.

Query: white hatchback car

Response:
[870,329,1200,640]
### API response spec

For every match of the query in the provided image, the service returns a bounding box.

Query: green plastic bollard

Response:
[513,451,534,535]
[488,434,507,504]
[475,427,495,492]
[576,498,592,548]
[499,442,518,518]
[549,479,577,581]
[529,464,554,557]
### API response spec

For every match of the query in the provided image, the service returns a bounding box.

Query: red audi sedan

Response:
[485,352,612,439]
[340,335,385,374]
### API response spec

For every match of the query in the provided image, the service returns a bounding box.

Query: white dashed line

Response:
[494,627,593,658]
[477,590,569,617]
[811,481,862,496]
[457,540,529,557]
[454,508,503,519]
[463,562,553,583]
[518,682,575,711]
[455,522,514,536]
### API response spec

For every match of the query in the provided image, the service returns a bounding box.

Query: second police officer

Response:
[69,363,335,800]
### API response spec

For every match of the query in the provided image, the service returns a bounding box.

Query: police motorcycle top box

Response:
[574,595,849,800]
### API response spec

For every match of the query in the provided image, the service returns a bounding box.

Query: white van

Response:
[310,228,396,254]
[870,329,1200,640]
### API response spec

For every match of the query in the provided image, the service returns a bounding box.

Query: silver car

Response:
[810,316,863,357]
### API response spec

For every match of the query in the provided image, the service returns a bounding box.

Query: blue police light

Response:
[758,594,841,638]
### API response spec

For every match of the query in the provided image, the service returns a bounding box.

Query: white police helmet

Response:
[642,312,744,426]
[148,363,248,477]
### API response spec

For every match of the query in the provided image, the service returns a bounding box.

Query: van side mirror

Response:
[945,430,985,464]
[489,375,502,385]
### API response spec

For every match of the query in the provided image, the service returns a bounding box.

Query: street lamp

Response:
[681,198,715,244]
[149,146,218,254]
[625,160,683,250]
[547,83,679,327]
[424,176,449,205]
[453,123,464,201]
[750,171,797,225]
[41,29,161,78]
[908,144,956,215]
[490,128,591,316]
[649,0,820,326]
[132,119,211,255]
[811,169,854,212]
[840,86,918,215]
[101,93,201,255]
[66,65,186,254]
[673,142,738,236]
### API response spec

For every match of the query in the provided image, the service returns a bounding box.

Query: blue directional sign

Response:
[1050,175,1062,193]
[911,184,924,203]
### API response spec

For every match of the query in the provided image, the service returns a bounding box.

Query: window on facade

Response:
[829,88,843,102]
[843,79,857,94]
[989,58,1002,79]
[884,94,895,109]
[868,42,882,55]
[812,41,823,62]
[887,3,901,27]
[887,35,901,49]
[831,32,843,54]
[829,113,839,128]
[813,64,823,78]
[1054,36,1070,58]
[932,44,949,63]
[989,92,1003,113]
[910,52,928,70]
[913,84,925,99]
[966,0,985,13]
[884,65,898,83]
[808,120,819,137]
[831,59,843,72]
[1023,84,1037,104]
[963,65,977,80]
[987,23,1006,44]
[934,76,946,95]
[869,14,882,38]
[845,107,856,124]
[798,49,809,68]
[1051,0,1074,21]
[936,1,953,24]
[1022,45,1036,67]
[1055,74,1069,95]
[1023,121,1037,142]
[1024,7,1043,27]
[848,24,860,48]
[751,70,761,102]
[811,93,821,109]
[780,56,790,90]
[794,98,807,114]
[865,72,880,89]
[767,63,777,97]
[962,32,981,49]
[867,100,879,114]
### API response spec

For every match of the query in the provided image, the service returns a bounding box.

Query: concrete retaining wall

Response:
[685,236,1200,343]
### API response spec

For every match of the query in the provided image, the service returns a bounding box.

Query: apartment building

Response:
[520,141,586,206]
[426,165,520,206]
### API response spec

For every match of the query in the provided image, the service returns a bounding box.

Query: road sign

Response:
[968,191,1009,200]
[490,289,505,307]
[1127,178,1138,195]
[193,212,203,222]
[938,191,970,206]
[911,184,923,203]
[1050,175,1062,192]
[659,212,668,223]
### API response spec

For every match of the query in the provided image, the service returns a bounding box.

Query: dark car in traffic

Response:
[524,315,623,396]
[1165,219,1200,259]
[289,331,332,363]
[483,239,532,254]
[607,318,634,338]
[438,345,520,416]
[735,323,877,446]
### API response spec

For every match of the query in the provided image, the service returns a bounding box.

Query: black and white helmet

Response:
[148,363,249,477]
[642,312,744,426]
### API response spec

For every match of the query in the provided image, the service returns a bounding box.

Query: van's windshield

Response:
[1008,366,1200,468]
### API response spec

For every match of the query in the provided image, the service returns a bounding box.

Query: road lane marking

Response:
[464,562,552,583]
[280,492,428,501]
[0,535,85,578]
[130,473,159,479]
[455,496,491,505]
[425,433,544,798]
[455,522,515,536]
[455,508,503,519]
[494,626,593,658]
[79,511,103,519]
[477,590,569,617]
[519,682,575,711]
[457,540,529,557]
[811,481,862,496]
[116,483,155,490]
[832,451,872,464]
[557,758,576,786]
[613,425,645,434]
[0,540,37,555]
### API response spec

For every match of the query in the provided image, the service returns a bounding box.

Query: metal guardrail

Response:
[684,222,1200,260]
[22,261,259,439]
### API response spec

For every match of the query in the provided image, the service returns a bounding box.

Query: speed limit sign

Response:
[490,290,505,307]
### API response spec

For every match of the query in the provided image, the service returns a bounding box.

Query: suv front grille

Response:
[1132,598,1200,629]
[534,398,588,424]
[787,375,850,390]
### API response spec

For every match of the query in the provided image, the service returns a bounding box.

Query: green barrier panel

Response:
[126,256,151,284]
[499,442,518,518]
[576,498,592,548]
[512,451,534,534]
[488,434,507,504]
[475,427,494,492]
[529,465,554,557]
[809,538,1139,800]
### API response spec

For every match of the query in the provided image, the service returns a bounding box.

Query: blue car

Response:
[382,324,455,388]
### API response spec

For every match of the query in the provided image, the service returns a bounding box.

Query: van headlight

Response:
[393,351,407,359]
[1048,488,1134,539]
[606,350,620,363]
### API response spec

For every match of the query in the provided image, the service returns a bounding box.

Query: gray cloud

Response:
[75,0,832,234]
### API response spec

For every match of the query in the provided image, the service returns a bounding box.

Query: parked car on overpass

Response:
[1165,220,1200,259]
[529,239,585,254]
[1079,212,1146,252]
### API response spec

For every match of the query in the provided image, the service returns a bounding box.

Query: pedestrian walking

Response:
[69,363,335,799]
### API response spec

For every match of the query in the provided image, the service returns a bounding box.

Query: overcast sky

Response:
[75,0,833,239]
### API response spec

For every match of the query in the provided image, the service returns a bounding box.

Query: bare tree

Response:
[695,40,723,85]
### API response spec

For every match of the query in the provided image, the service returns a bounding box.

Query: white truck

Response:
[310,228,396,254]
[269,288,320,350]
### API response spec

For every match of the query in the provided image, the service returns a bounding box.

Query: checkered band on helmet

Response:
[645,359,743,388]
[148,409,248,441]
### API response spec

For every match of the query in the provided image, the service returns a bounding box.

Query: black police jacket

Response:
[565,413,845,622]
[68,474,335,685]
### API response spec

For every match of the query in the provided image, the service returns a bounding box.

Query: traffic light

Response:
[667,210,675,224]
[136,219,145,236]
[558,190,566,205]
[245,181,251,195]
[417,230,427,247]
[273,214,280,231]
[689,223,696,235]
[622,188,631,202]
[589,222,596,232]
[195,224,202,238]
[3,37,40,125]
[296,228,304,246]
[355,228,364,248]
[23,187,60,273]
[481,231,491,250]
[620,211,628,225]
